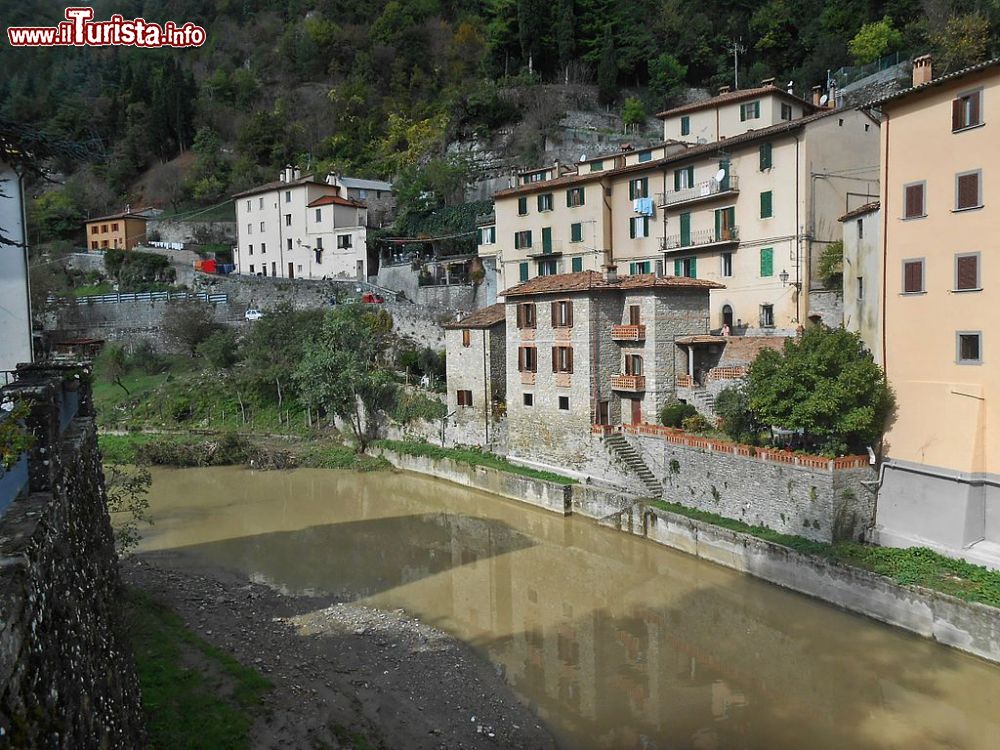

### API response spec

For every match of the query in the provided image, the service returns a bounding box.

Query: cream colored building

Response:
[84,211,147,250]
[872,57,1000,568]
[487,84,880,332]
[233,168,370,280]
[839,201,881,362]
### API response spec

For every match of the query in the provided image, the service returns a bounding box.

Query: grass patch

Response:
[650,499,1000,608]
[125,587,271,749]
[374,439,575,485]
[299,443,390,472]
[389,390,447,424]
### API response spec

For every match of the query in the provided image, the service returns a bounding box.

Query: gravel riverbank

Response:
[123,554,557,750]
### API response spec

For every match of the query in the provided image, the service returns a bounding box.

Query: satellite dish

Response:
[580,154,587,162]
[819,94,829,106]
[714,168,727,183]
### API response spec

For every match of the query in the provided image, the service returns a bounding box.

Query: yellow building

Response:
[84,211,147,250]
[874,56,1000,568]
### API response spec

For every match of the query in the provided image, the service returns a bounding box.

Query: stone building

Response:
[839,201,881,362]
[501,268,721,470]
[444,303,506,447]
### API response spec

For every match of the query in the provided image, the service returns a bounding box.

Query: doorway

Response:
[630,398,642,425]
[722,304,734,328]
[597,400,609,426]
[287,262,295,279]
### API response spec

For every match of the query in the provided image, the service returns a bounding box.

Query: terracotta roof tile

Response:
[655,85,817,119]
[502,271,723,298]
[838,201,880,222]
[718,336,789,366]
[307,194,365,208]
[444,303,506,329]
[865,57,1000,109]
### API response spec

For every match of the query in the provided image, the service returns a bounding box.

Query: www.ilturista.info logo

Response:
[7,7,206,48]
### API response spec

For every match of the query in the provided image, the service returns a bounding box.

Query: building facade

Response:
[0,159,32,371]
[84,212,147,250]
[501,269,720,470]
[873,57,1000,568]
[232,168,376,281]
[444,304,507,447]
[486,84,879,333]
[839,201,882,362]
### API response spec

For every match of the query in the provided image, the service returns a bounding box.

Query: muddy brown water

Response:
[139,466,1000,750]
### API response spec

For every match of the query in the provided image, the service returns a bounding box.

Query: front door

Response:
[356,260,365,281]
[597,400,609,425]
[287,262,294,279]
[630,398,642,425]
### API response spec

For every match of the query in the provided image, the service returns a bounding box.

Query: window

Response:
[952,90,983,131]
[760,191,773,218]
[721,252,733,277]
[589,160,604,172]
[857,277,864,300]
[272,262,277,276]
[760,304,775,327]
[572,257,583,272]
[90,225,98,234]
[519,262,529,282]
[857,219,864,239]
[537,193,553,212]
[287,238,293,251]
[570,222,583,242]
[558,396,570,410]
[638,151,652,163]
[957,332,982,364]
[314,238,322,251]
[759,143,772,170]
[246,200,251,211]
[538,259,558,276]
[297,264,303,272]
[780,103,793,120]
[479,226,496,245]
[740,101,761,121]
[514,230,532,249]
[457,390,474,407]
[101,225,108,232]
[249,264,255,273]
[518,197,528,215]
[680,116,690,136]
[516,302,536,328]
[955,253,980,291]
[904,182,926,219]
[525,171,545,183]
[674,257,697,278]
[760,247,774,277]
[90,241,97,249]
[284,190,291,203]
[902,259,924,293]
[261,242,266,254]
[523,393,534,406]
[629,177,648,200]
[247,223,253,235]
[337,234,352,249]
[955,170,982,210]
[552,300,574,327]
[315,208,322,222]
[624,354,643,376]
[462,329,471,347]
[629,216,650,238]
[259,197,264,209]
[566,187,586,207]
[285,214,292,226]
[674,166,694,190]
[629,305,641,325]
[552,346,573,373]
[629,261,651,274]
[248,244,254,255]
[101,240,108,247]
[518,346,537,372]
[111,223,119,231]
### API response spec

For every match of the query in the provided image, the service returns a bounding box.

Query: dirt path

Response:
[123,554,557,750]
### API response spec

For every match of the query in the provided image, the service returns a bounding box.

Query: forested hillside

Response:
[2,0,997,241]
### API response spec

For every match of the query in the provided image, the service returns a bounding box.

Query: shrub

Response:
[681,414,711,433]
[197,329,240,369]
[715,385,760,443]
[390,390,447,424]
[660,401,697,428]
[128,340,169,374]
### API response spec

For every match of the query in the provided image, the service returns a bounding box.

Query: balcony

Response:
[611,324,646,341]
[661,226,739,252]
[611,374,646,392]
[656,176,739,209]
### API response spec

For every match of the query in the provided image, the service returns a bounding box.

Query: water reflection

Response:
[142,467,1000,750]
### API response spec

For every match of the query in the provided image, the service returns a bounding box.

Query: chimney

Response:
[786,81,794,95]
[602,264,618,283]
[718,85,731,95]
[827,83,837,108]
[278,170,285,183]
[913,54,933,87]
[292,167,301,180]
[811,85,822,106]
[761,77,776,87]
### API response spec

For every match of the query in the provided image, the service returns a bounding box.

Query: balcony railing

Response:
[661,226,739,252]
[656,176,739,208]
[611,324,646,341]
[610,374,646,392]
[676,374,693,388]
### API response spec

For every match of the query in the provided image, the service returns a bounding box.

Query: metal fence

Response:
[48,290,228,305]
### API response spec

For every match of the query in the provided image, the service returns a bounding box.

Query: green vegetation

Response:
[849,17,904,64]
[714,385,761,444]
[0,400,35,469]
[375,439,575,485]
[818,240,844,292]
[104,464,151,555]
[298,444,390,472]
[104,249,175,288]
[390,390,448,424]
[651,500,1000,608]
[660,401,697,428]
[125,588,272,750]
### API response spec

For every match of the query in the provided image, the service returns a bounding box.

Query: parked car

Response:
[244,308,264,321]
[361,292,385,304]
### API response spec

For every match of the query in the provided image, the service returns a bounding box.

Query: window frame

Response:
[537,193,553,212]
[457,389,474,407]
[514,230,533,249]
[760,304,775,328]
[552,300,574,328]
[760,190,773,219]
[552,346,574,374]
[721,252,733,278]
[954,252,981,292]
[956,331,982,365]
[628,177,649,200]
[518,345,538,372]
[952,89,984,132]
[518,196,528,216]
[558,395,570,411]
[629,216,650,239]
[780,103,793,121]
[903,181,927,220]
[570,222,583,243]
[760,247,774,278]
[680,116,690,136]
[954,169,983,212]
[523,392,534,406]
[571,256,583,272]
[566,187,586,208]
[759,142,773,171]
[516,302,537,329]
[901,258,925,294]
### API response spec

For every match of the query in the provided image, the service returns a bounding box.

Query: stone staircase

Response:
[603,433,662,497]
[690,389,717,419]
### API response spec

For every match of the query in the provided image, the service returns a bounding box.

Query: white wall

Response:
[0,163,32,371]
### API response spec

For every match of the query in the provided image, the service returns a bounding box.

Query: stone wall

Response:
[148,218,236,245]
[415,283,481,312]
[631,431,876,543]
[807,288,843,328]
[0,363,145,748]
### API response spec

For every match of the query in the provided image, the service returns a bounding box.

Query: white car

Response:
[244,308,264,321]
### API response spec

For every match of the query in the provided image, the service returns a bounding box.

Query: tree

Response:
[849,17,903,65]
[243,302,324,415]
[714,385,761,443]
[622,97,646,133]
[746,326,894,455]
[555,0,575,82]
[649,53,688,106]
[186,127,230,203]
[104,344,130,395]
[818,240,844,291]
[596,26,618,107]
[197,329,240,369]
[104,464,151,556]
[930,14,991,74]
[162,300,220,356]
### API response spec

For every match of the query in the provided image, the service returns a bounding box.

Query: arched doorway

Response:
[722,304,734,328]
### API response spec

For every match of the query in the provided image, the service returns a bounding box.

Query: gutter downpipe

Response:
[483,328,489,445]
[794,133,801,323]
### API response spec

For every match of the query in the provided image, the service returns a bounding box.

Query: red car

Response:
[361,292,385,304]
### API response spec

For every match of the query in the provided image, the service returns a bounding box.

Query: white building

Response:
[232,168,383,281]
[0,159,32,371]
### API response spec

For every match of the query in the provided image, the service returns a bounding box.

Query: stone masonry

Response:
[444,304,506,448]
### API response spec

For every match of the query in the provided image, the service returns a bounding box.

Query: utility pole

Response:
[726,39,746,89]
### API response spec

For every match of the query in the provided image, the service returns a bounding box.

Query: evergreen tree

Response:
[596,25,617,106]
[556,0,575,82]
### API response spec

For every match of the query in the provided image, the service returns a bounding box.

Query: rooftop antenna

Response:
[726,39,746,89]
[819,94,829,106]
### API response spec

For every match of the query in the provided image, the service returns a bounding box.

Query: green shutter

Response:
[759,143,772,170]
[680,213,691,246]
[629,218,636,239]
[571,222,582,242]
[518,197,527,214]
[519,262,529,281]
[760,248,773,277]
[629,262,637,275]
[542,227,552,254]
[566,190,572,207]
[689,257,697,278]
[641,177,648,197]
[629,180,635,200]
[740,105,746,122]
[761,191,773,218]
[514,232,520,250]
[674,259,682,276]
[578,187,585,206]
[754,101,760,118]
[718,160,730,190]
[681,116,690,135]
[572,256,583,272]
[537,195,544,212]
[686,166,694,186]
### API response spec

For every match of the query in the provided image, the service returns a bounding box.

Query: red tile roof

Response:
[865,57,1000,109]
[718,336,789,366]
[307,194,365,208]
[655,85,816,119]
[838,201,880,222]
[444,303,506,329]
[502,271,723,298]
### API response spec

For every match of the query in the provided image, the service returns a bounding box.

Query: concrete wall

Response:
[0,364,145,747]
[807,288,843,329]
[0,163,32,372]
[841,208,882,362]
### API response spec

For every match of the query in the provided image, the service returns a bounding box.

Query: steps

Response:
[603,433,662,497]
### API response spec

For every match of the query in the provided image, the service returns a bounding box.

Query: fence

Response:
[48,290,228,305]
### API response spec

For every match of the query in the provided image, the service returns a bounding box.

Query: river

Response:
[139,466,1000,749]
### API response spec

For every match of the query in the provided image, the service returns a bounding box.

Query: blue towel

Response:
[637,197,654,216]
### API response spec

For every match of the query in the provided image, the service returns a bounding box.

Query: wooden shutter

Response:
[740,104,746,122]
[518,346,524,371]
[754,101,760,118]
[689,257,697,278]
[952,98,963,130]
[516,304,524,328]
[462,329,471,347]
[761,191,772,218]
[674,170,681,191]
[905,184,924,218]
[957,173,979,209]
[551,346,558,372]
[520,262,529,282]
[904,261,922,292]
[629,217,636,239]
[957,255,978,290]
[630,305,640,325]
[970,93,981,126]
[551,301,560,326]
[566,347,573,373]
[565,301,573,327]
